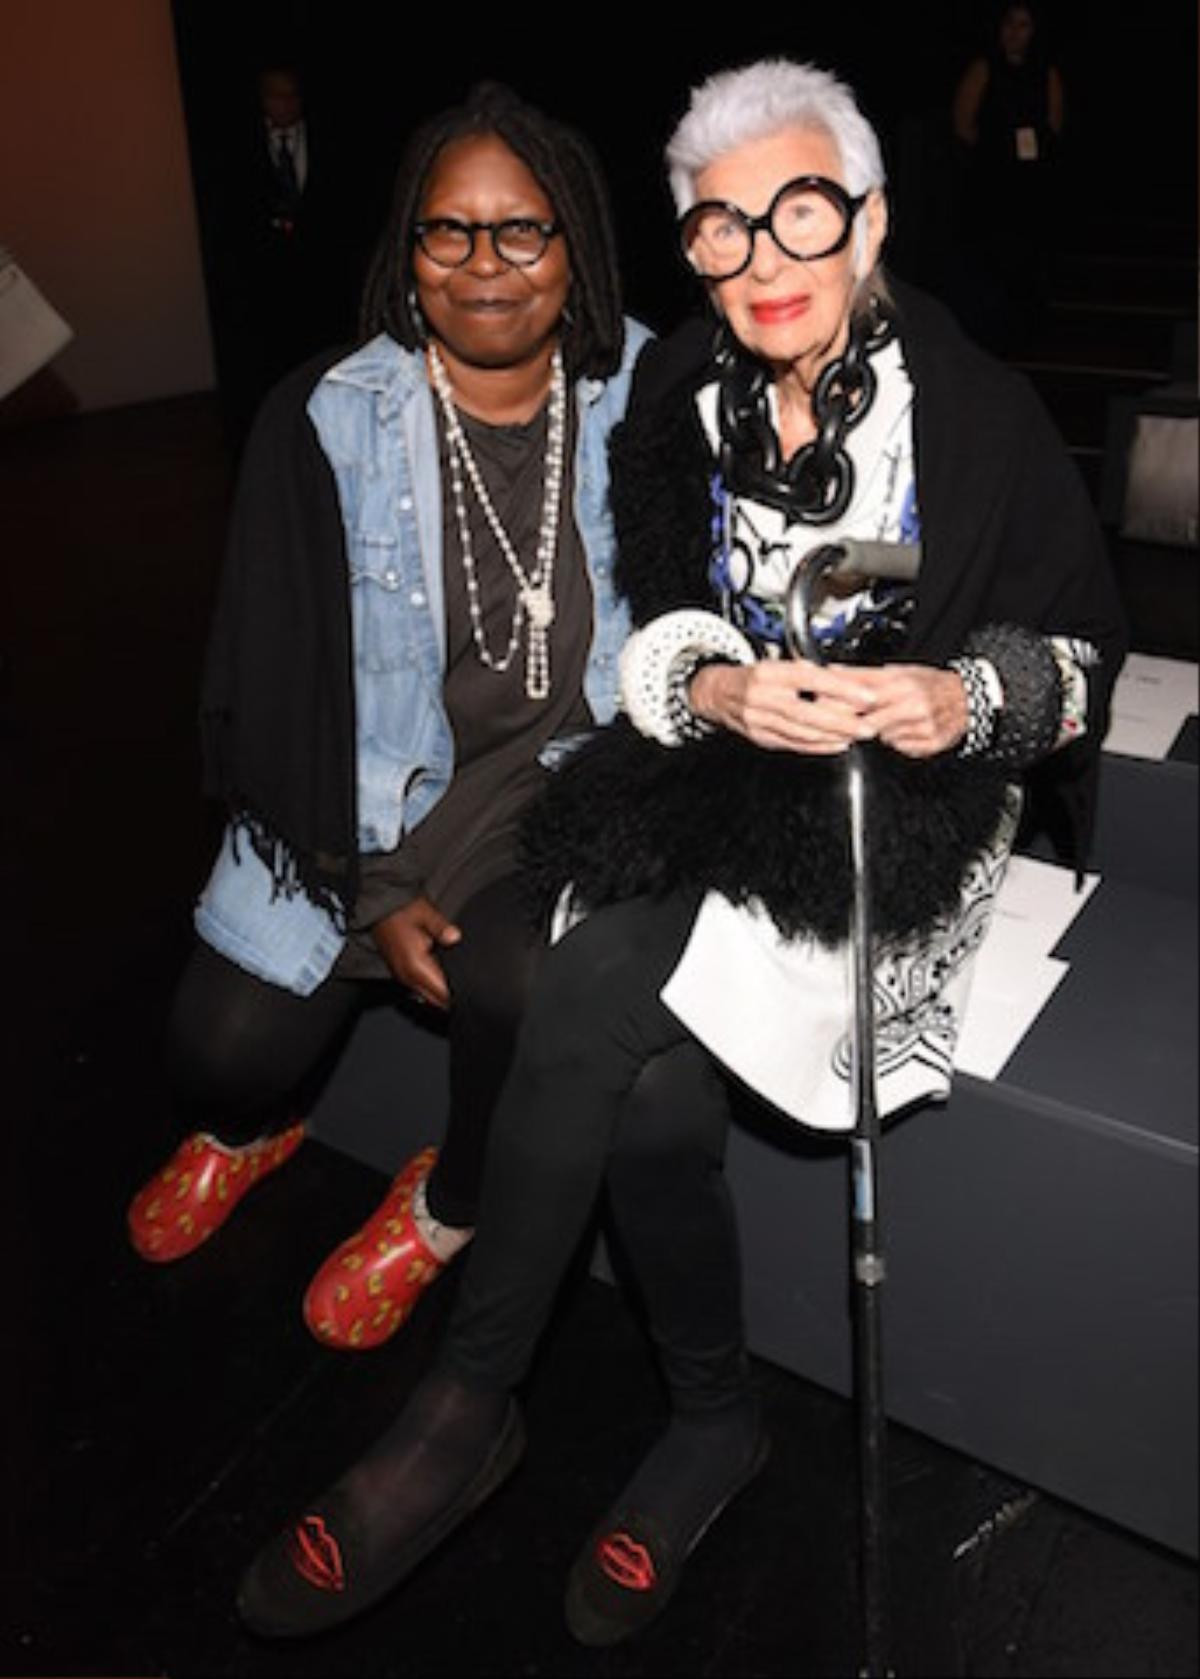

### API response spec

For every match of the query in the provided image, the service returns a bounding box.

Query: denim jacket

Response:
[196,321,652,995]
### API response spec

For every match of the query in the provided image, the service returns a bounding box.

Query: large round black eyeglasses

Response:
[414,217,561,269]
[679,176,866,280]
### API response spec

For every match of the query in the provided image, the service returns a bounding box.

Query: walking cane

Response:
[785,538,921,1678]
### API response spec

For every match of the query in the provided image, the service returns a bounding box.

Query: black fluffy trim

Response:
[608,387,715,625]
[520,719,1010,947]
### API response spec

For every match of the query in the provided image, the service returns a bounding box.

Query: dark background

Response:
[170,0,1196,365]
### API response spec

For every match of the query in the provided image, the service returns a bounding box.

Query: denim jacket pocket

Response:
[348,530,423,674]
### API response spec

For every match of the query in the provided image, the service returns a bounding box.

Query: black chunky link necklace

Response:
[715,301,895,526]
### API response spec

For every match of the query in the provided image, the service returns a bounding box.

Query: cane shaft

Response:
[786,562,901,1677]
[848,748,892,1676]
[853,1138,891,1675]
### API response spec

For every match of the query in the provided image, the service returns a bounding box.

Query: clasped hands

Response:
[368,662,966,1001]
[689,657,969,758]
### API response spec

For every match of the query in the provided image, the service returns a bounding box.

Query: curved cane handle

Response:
[784,540,922,663]
[784,544,848,664]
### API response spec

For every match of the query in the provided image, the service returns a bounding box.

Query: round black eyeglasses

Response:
[414,217,561,269]
[679,176,867,280]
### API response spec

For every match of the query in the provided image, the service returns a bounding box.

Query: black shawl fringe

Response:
[520,718,1010,947]
[227,805,352,933]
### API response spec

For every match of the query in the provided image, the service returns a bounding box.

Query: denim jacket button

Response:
[410,589,426,607]
[383,568,400,588]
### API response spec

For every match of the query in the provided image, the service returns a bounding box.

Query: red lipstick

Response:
[749,295,811,325]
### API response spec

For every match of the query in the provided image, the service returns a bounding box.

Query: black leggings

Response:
[164,874,545,1227]
[444,891,750,1417]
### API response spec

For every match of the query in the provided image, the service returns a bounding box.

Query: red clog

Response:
[302,1146,447,1351]
[127,1123,305,1263]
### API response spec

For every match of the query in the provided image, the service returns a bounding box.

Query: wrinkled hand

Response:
[848,663,970,757]
[371,896,463,1010]
[690,659,968,759]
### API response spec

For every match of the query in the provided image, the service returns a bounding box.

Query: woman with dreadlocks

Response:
[237,58,1126,1650]
[125,82,658,1352]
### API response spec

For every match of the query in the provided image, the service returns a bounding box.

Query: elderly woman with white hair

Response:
[237,58,1126,1649]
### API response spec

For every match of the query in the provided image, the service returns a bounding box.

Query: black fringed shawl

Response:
[199,350,358,925]
[521,280,1127,941]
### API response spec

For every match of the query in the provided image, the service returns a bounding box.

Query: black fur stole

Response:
[520,718,1010,947]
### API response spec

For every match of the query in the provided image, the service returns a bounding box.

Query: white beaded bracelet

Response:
[948,655,1001,756]
[619,610,756,745]
[665,651,721,741]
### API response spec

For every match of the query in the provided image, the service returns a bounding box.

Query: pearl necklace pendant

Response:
[521,581,556,631]
[428,342,566,701]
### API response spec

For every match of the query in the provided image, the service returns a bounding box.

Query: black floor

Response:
[4,393,1197,1678]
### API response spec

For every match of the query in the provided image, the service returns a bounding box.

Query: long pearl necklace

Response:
[427,342,567,701]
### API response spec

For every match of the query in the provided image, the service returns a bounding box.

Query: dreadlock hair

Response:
[359,81,625,380]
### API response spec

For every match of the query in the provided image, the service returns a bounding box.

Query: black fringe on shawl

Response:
[520,717,1011,947]
[225,807,351,933]
[202,702,353,933]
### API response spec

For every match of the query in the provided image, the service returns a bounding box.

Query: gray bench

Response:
[307,748,1198,1559]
